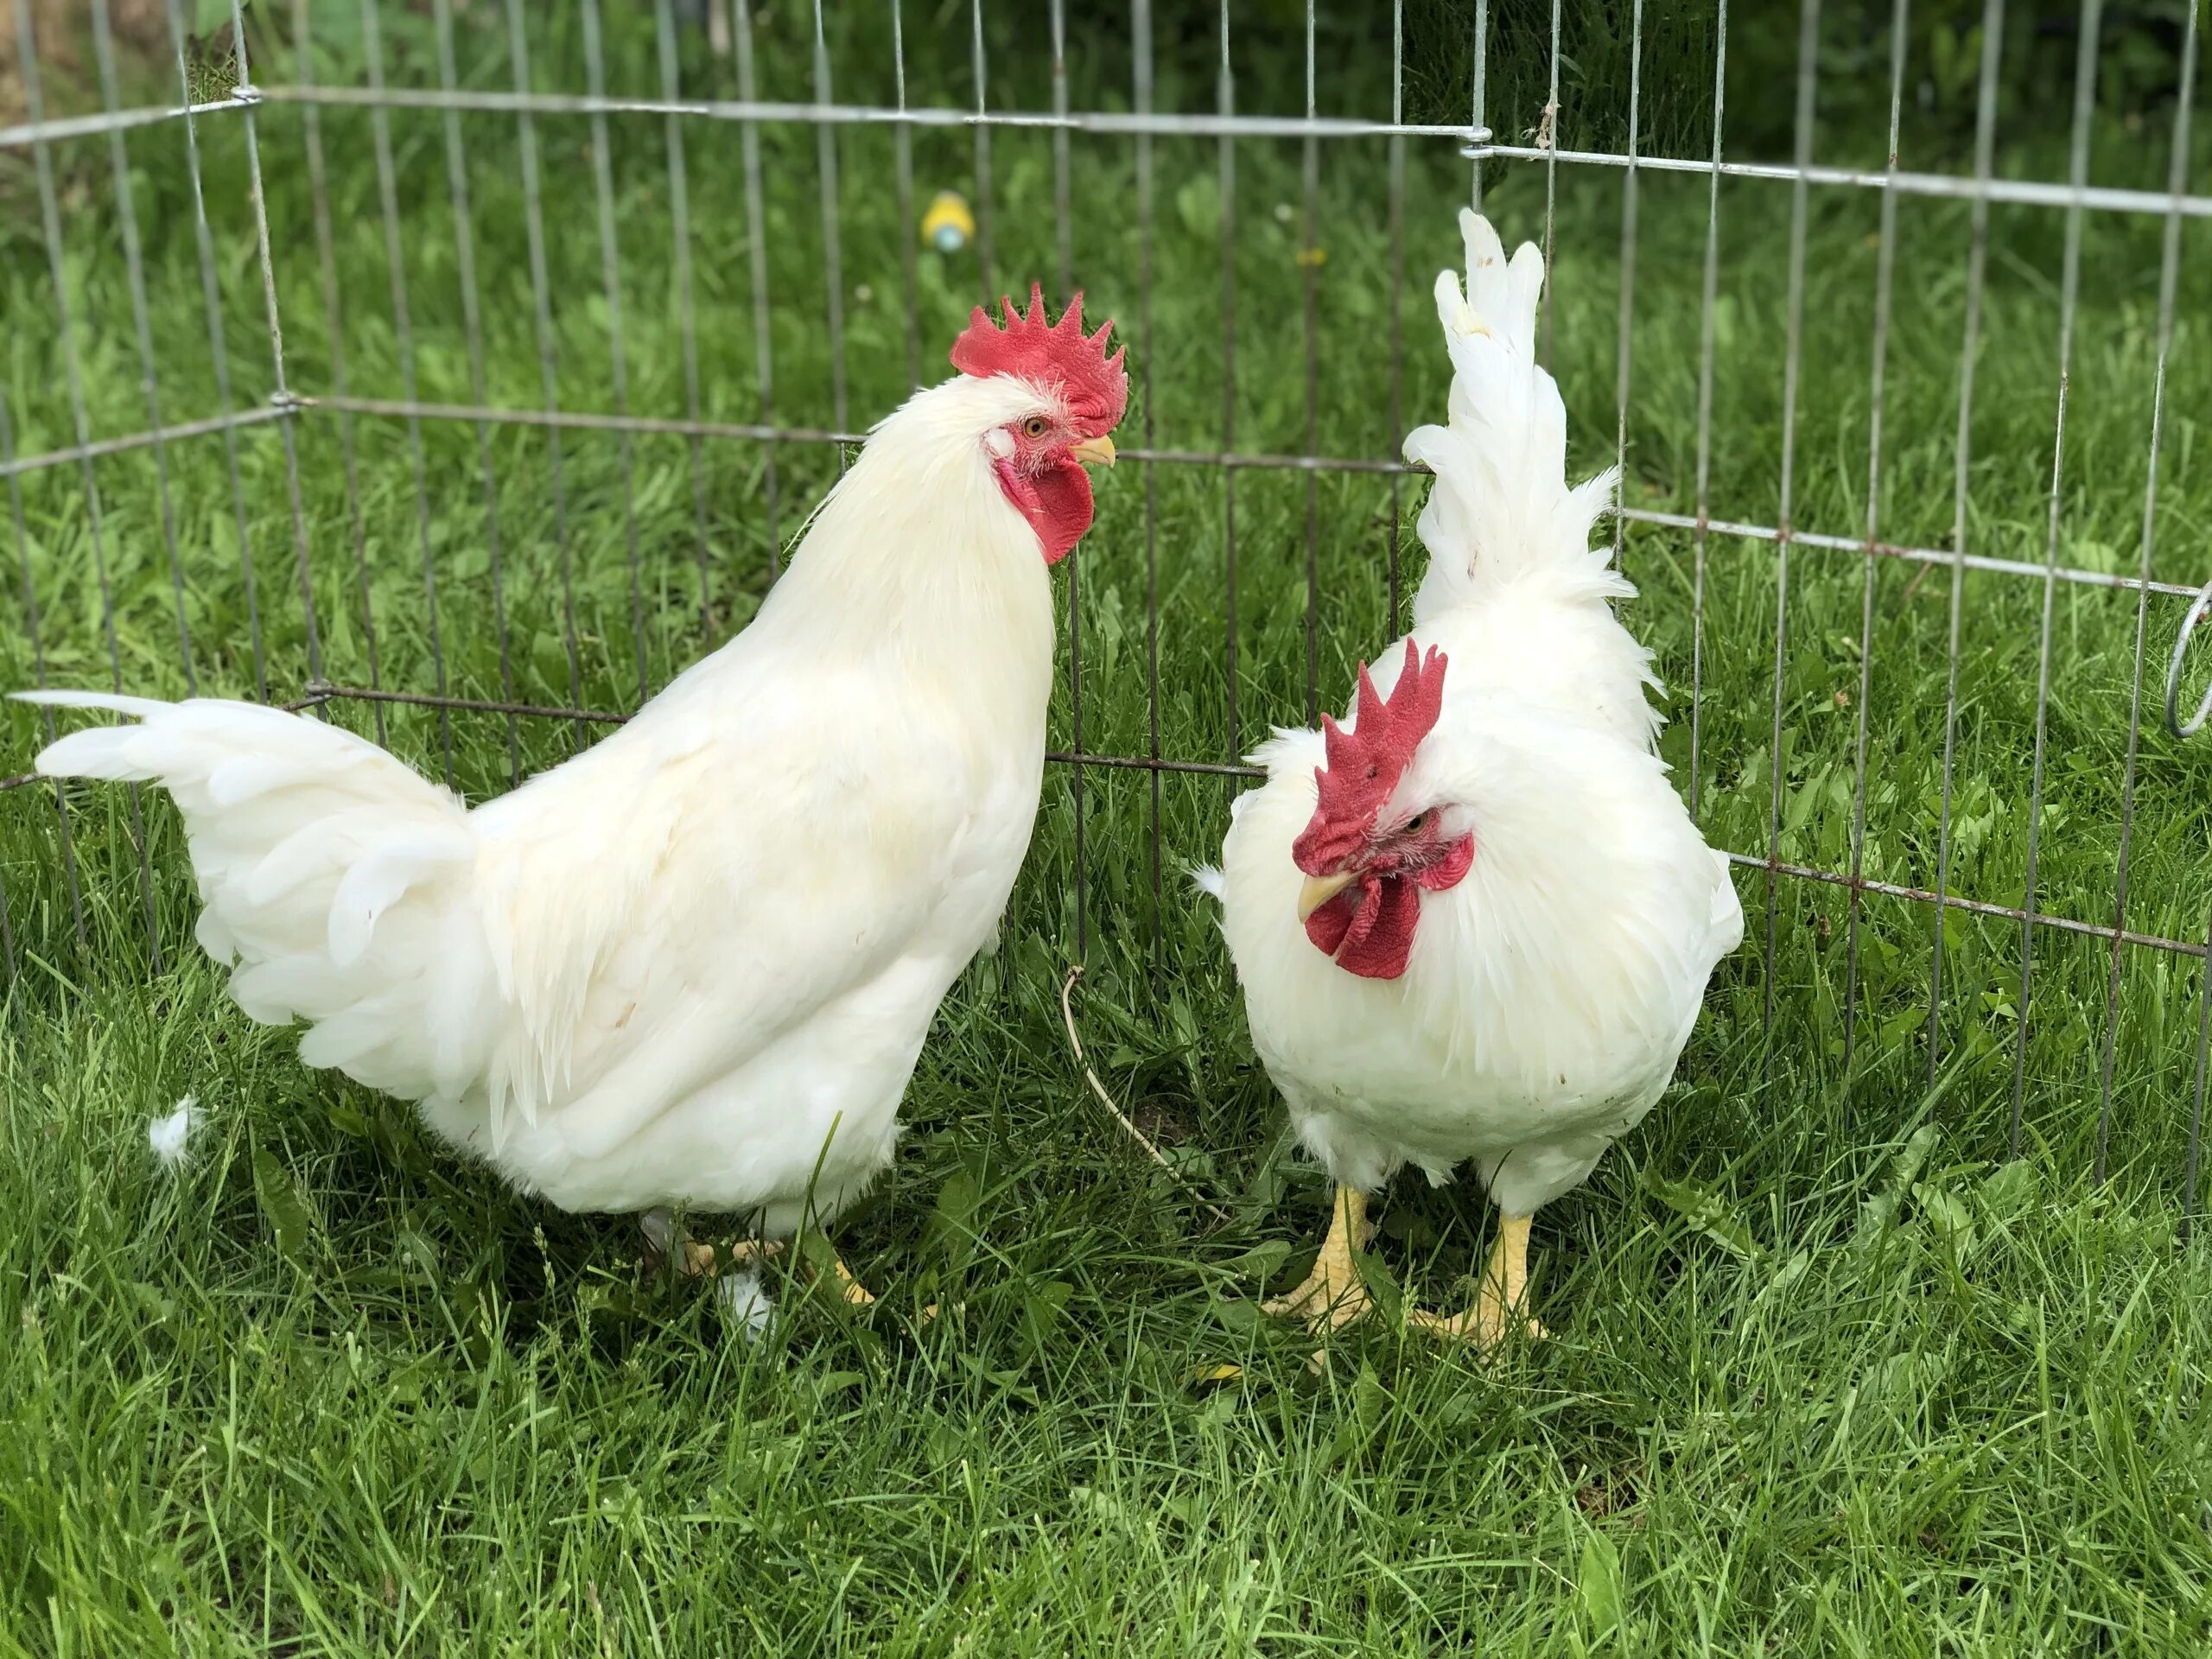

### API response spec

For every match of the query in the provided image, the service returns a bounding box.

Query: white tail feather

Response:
[1402,212,1662,751]
[1406,208,1629,618]
[20,690,500,1116]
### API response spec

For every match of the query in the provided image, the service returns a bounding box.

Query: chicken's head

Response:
[952,286,1128,564]
[1291,639,1475,980]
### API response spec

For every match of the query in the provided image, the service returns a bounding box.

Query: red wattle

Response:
[1304,871,1424,980]
[993,454,1095,565]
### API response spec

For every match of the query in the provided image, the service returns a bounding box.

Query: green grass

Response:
[5,5,2212,1653]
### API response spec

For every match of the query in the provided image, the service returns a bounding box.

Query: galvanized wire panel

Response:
[1,3,2208,1202]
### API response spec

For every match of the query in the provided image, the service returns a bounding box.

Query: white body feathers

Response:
[28,373,1058,1230]
[1213,212,1741,1219]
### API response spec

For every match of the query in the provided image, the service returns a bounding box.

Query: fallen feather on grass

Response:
[717,1268,774,1342]
[148,1096,197,1172]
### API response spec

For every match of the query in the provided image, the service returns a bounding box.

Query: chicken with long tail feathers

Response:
[1201,213,1740,1344]
[21,290,1125,1300]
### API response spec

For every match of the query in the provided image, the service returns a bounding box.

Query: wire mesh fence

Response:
[3,1,2209,1217]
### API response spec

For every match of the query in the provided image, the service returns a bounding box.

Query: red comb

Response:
[950,284,1128,428]
[1292,639,1450,875]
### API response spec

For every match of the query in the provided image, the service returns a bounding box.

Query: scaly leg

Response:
[820,1248,877,1306]
[1262,1185,1375,1332]
[641,1208,724,1277]
[1408,1211,1546,1346]
[641,1215,877,1304]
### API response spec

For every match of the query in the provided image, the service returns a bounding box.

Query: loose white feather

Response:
[148,1096,198,1171]
[716,1269,775,1342]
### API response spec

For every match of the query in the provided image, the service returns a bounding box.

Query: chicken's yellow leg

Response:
[819,1246,878,1306]
[788,1231,880,1306]
[644,1215,876,1306]
[1408,1212,1547,1346]
[1261,1185,1374,1332]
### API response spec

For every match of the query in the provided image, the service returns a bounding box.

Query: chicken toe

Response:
[641,1208,719,1278]
[822,1249,878,1307]
[1408,1212,1545,1349]
[792,1233,879,1307]
[1262,1185,1375,1332]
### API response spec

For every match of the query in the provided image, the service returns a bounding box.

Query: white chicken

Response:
[1205,213,1741,1344]
[21,290,1125,1298]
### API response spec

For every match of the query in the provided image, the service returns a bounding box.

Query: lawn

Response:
[4,3,2212,1652]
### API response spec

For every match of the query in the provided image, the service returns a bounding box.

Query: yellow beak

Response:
[1069,435,1116,468]
[1296,869,1358,923]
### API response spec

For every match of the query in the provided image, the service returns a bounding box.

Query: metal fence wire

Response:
[3,2,2209,1213]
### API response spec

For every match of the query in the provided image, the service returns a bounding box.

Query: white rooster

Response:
[20,290,1124,1300]
[1206,213,1741,1344]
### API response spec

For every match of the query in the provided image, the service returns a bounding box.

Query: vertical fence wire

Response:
[890,0,921,392]
[2094,7,2197,1187]
[162,0,266,705]
[0,806,13,976]
[2167,16,2209,1230]
[1050,0,1086,960]
[227,0,323,695]
[1539,0,1561,370]
[361,0,454,783]
[1138,0,1163,970]
[1926,0,2007,1082]
[1685,0,1727,830]
[503,0,588,748]
[1216,0,1238,773]
[1300,1,1321,726]
[2008,0,2105,1160]
[810,0,850,439]
[0,396,87,951]
[2190,887,2212,1236]
[734,0,782,570]
[654,0,715,637]
[295,0,385,745]
[1387,0,1406,635]
[22,0,163,969]
[1760,0,1821,1069]
[1610,0,1643,581]
[970,0,995,302]
[89,0,197,697]
[578,0,651,707]
[1837,0,1910,1109]
[1050,0,1074,333]
[1470,0,1487,212]
[1,432,30,961]
[430,0,519,784]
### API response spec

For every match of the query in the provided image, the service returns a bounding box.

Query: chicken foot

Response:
[640,1211,878,1306]
[1407,1211,1546,1347]
[1262,1185,1376,1332]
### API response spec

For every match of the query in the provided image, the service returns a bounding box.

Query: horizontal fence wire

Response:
[6,392,2198,603]
[1464,138,2212,219]
[23,664,2211,962]
[12,79,2212,222]
[0,402,295,483]
[0,91,255,149]
[14,81,2212,217]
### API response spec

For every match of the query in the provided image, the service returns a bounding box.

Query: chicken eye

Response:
[1022,416,1051,439]
[1402,811,1427,834]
